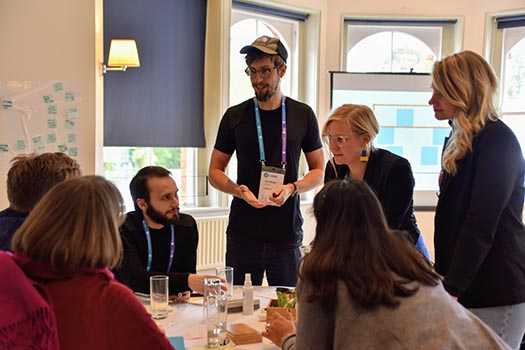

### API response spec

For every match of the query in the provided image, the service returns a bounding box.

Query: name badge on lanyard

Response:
[253,96,287,205]
[142,220,175,274]
[258,165,285,203]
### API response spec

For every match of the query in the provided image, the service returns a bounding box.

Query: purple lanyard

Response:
[142,220,175,273]
[253,96,287,169]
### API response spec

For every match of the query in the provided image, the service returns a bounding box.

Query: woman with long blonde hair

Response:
[431,50,525,349]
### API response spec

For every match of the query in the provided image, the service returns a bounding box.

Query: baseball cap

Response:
[240,35,288,63]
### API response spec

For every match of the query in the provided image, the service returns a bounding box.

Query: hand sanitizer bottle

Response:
[242,273,254,315]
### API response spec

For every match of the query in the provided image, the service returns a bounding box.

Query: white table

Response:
[152,287,280,350]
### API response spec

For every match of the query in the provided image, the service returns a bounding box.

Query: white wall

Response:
[0,0,97,209]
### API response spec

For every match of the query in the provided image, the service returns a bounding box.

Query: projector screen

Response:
[330,72,451,208]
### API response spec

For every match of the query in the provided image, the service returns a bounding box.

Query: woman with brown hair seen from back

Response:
[430,50,525,349]
[6,176,174,350]
[264,179,510,350]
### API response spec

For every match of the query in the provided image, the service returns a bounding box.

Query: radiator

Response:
[195,216,228,271]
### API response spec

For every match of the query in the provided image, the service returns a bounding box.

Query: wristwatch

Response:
[290,182,298,196]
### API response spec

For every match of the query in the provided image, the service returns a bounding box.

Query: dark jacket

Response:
[113,211,199,295]
[325,148,421,244]
[0,208,28,251]
[435,119,525,308]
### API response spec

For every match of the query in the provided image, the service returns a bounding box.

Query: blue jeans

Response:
[226,236,300,287]
[470,303,525,350]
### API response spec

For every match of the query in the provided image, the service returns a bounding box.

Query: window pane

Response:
[346,25,440,73]
[332,73,450,193]
[230,14,296,106]
[502,28,525,113]
[103,147,197,211]
[229,10,300,194]
[392,31,436,73]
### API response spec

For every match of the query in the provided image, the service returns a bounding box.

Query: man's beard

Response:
[145,203,178,226]
[255,82,279,102]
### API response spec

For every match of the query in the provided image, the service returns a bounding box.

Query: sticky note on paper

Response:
[53,82,64,92]
[16,140,26,151]
[421,147,438,166]
[68,147,78,157]
[66,107,79,118]
[1,99,13,109]
[48,119,57,129]
[0,144,8,152]
[65,92,75,102]
[48,105,57,114]
[32,136,42,145]
[43,95,54,104]
[67,133,76,144]
[47,133,56,144]
[396,109,414,127]
[65,119,75,129]
[58,144,67,152]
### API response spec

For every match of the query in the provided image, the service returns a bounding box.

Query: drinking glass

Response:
[150,275,169,319]
[204,278,228,348]
[215,266,234,298]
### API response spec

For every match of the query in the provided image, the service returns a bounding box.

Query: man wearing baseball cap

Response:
[209,36,324,286]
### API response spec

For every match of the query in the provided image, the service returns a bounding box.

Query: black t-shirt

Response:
[214,97,322,244]
[114,211,198,294]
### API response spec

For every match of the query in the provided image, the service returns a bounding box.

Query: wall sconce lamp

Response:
[103,39,140,74]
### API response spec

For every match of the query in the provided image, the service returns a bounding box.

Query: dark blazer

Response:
[114,211,199,295]
[435,119,525,308]
[325,148,421,244]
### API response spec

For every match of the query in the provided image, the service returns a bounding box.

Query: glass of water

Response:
[215,266,234,298]
[204,278,228,348]
[150,275,169,319]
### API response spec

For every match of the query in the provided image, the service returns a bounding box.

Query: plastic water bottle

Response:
[242,273,254,315]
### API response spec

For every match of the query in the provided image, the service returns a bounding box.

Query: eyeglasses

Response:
[322,135,352,147]
[244,65,278,79]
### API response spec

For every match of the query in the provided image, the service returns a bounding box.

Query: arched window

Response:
[227,8,300,195]
[502,37,525,111]
[347,31,436,73]
[336,20,457,205]
[500,27,525,154]
[230,14,296,106]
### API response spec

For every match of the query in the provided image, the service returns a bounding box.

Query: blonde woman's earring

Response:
[360,149,369,162]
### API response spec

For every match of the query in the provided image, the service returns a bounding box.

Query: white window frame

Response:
[336,16,462,209]
[486,11,525,159]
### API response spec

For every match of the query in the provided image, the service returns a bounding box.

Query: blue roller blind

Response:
[345,18,457,26]
[232,0,308,22]
[497,15,525,29]
[104,0,206,147]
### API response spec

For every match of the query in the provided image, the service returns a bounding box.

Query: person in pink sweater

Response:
[9,175,175,350]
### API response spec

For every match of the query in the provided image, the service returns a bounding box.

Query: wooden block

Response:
[226,323,262,345]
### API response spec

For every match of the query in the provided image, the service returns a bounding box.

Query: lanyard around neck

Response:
[142,220,175,274]
[253,96,287,168]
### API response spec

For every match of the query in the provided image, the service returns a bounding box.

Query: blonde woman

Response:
[323,104,430,258]
[7,176,174,350]
[430,50,525,349]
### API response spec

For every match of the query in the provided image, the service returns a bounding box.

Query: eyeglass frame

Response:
[322,134,353,147]
[244,65,280,79]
